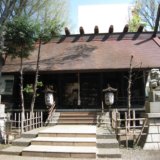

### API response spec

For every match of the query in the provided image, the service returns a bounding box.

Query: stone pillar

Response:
[143,69,160,150]
[144,93,160,150]
[143,113,160,150]
[0,104,6,143]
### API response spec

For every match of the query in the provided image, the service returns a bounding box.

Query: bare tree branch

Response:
[0,0,15,24]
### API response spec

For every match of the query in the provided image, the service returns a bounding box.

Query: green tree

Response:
[129,0,159,31]
[0,0,68,54]
[28,1,68,118]
[128,6,143,32]
[2,0,68,131]
[4,16,38,132]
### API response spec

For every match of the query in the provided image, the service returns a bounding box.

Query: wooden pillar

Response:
[142,70,146,102]
[58,74,62,108]
[100,73,104,111]
[120,72,125,107]
[121,72,125,97]
[77,72,81,106]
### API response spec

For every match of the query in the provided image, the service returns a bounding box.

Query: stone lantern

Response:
[44,86,55,107]
[102,84,117,109]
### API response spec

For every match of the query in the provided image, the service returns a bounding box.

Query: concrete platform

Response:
[22,127,48,138]
[96,126,116,139]
[97,148,121,158]
[97,139,119,148]
[145,113,160,118]
[12,138,32,146]
[0,146,25,155]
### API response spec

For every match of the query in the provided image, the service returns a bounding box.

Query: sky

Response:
[69,0,133,34]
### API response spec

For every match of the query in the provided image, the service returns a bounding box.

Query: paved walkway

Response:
[1,125,160,159]
[1,150,160,160]
[0,155,97,160]
[0,154,124,160]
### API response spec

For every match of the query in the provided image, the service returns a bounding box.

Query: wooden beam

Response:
[65,27,70,36]
[94,25,99,34]
[153,4,160,37]
[109,25,114,33]
[79,26,85,35]
[153,37,160,47]
[137,25,144,33]
[123,24,129,33]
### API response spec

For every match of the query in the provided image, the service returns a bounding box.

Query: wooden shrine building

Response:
[0,25,160,112]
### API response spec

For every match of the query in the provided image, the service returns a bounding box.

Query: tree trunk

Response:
[127,55,133,131]
[0,26,4,54]
[20,54,25,133]
[30,39,41,116]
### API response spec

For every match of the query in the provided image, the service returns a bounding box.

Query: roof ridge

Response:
[50,32,157,43]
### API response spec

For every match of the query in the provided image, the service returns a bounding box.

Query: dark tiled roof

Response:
[2,32,160,73]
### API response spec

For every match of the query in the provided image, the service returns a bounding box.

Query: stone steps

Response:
[58,119,97,124]
[0,111,122,159]
[48,111,97,125]
[96,112,122,159]
[96,132,122,159]
[38,125,96,137]
[31,137,96,146]
[58,116,97,119]
[39,132,96,137]
[48,111,111,126]
[21,125,97,158]
[49,111,112,126]
[22,145,96,158]
[60,111,98,116]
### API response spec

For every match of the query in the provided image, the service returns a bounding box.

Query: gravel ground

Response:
[120,148,160,160]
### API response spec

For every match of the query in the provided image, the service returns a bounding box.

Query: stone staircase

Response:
[48,111,97,125]
[96,126,121,159]
[0,111,122,159]
[22,125,96,158]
